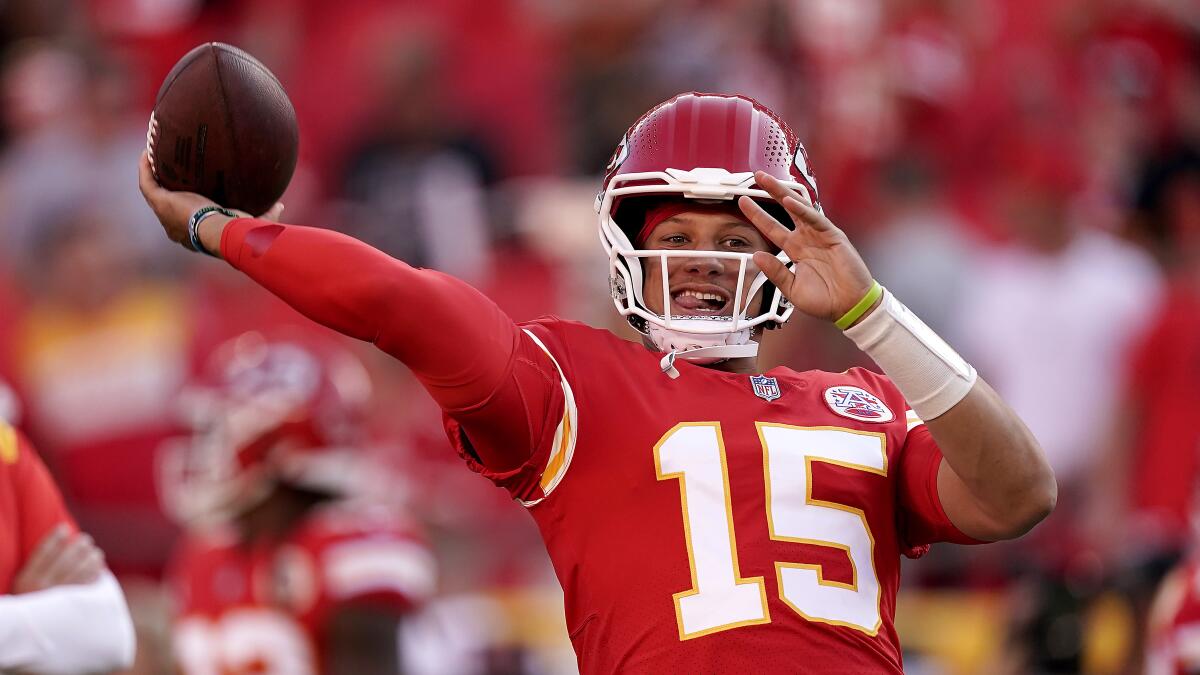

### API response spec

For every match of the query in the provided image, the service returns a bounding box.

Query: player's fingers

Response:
[781,195,835,232]
[58,546,105,586]
[13,524,70,592]
[42,533,97,585]
[754,171,836,236]
[738,196,791,251]
[754,171,810,207]
[752,251,794,291]
[261,202,285,222]
[137,150,165,203]
[24,524,69,573]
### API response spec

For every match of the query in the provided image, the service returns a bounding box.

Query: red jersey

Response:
[444,318,972,674]
[0,420,77,593]
[219,219,976,675]
[167,503,434,675]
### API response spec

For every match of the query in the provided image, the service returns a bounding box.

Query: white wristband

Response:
[843,287,977,420]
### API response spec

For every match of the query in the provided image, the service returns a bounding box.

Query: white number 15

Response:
[654,422,887,640]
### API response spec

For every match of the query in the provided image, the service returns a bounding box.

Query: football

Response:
[147,42,298,216]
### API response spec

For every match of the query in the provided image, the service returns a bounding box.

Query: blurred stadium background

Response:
[0,0,1198,672]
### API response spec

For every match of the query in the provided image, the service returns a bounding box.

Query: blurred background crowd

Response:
[0,0,1197,672]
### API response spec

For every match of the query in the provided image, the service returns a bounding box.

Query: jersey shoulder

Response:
[289,502,435,612]
[168,525,240,578]
[518,314,600,337]
[294,501,422,548]
[520,312,662,381]
[0,420,44,474]
[792,367,910,426]
[0,421,78,537]
[0,419,20,468]
[519,315,645,362]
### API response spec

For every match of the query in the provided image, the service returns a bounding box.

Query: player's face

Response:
[640,211,771,318]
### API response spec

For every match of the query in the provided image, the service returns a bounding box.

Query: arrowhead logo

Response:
[823,385,894,423]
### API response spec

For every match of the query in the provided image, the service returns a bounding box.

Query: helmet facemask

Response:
[598,169,805,362]
[594,92,822,367]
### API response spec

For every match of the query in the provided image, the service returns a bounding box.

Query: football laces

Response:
[145,111,160,174]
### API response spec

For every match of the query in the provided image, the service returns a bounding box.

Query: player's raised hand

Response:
[139,150,218,248]
[12,525,105,594]
[739,171,875,323]
[139,150,285,253]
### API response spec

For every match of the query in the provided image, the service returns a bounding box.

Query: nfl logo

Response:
[750,375,781,402]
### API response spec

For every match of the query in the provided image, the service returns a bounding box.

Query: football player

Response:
[161,332,435,675]
[0,417,136,673]
[140,92,1056,673]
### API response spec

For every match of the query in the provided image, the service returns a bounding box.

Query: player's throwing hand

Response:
[138,150,283,254]
[739,171,876,323]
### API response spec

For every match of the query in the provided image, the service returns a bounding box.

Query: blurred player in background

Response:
[1127,148,1200,675]
[0,387,135,673]
[1147,557,1200,675]
[141,92,1055,673]
[1148,495,1200,675]
[161,332,435,675]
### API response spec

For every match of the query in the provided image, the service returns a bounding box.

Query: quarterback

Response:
[140,92,1055,673]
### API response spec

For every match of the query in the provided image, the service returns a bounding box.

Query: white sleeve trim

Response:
[324,539,437,604]
[905,409,925,432]
[519,329,579,507]
[0,571,135,673]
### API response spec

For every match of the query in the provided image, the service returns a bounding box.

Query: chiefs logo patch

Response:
[823,386,894,423]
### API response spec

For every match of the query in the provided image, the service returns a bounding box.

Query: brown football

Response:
[147,42,298,216]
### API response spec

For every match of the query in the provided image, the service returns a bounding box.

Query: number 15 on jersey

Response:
[655,422,887,640]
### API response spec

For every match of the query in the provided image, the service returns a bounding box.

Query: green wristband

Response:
[834,281,883,330]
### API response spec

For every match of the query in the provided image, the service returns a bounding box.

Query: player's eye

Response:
[660,234,689,246]
[722,237,751,249]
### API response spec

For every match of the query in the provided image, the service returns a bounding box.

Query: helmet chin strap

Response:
[645,319,760,379]
[659,343,760,379]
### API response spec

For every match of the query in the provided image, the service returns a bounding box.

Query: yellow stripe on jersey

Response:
[0,421,18,465]
[521,329,579,506]
[905,409,924,432]
[540,407,572,492]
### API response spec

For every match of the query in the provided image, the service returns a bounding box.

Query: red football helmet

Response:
[159,331,373,524]
[596,92,821,361]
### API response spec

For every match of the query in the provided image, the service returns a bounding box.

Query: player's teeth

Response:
[675,290,725,302]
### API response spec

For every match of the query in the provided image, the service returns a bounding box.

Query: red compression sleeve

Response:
[220,219,553,469]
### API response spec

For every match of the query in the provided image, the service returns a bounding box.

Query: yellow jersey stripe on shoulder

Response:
[522,329,579,502]
[540,407,572,490]
[0,421,18,464]
[905,409,924,432]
